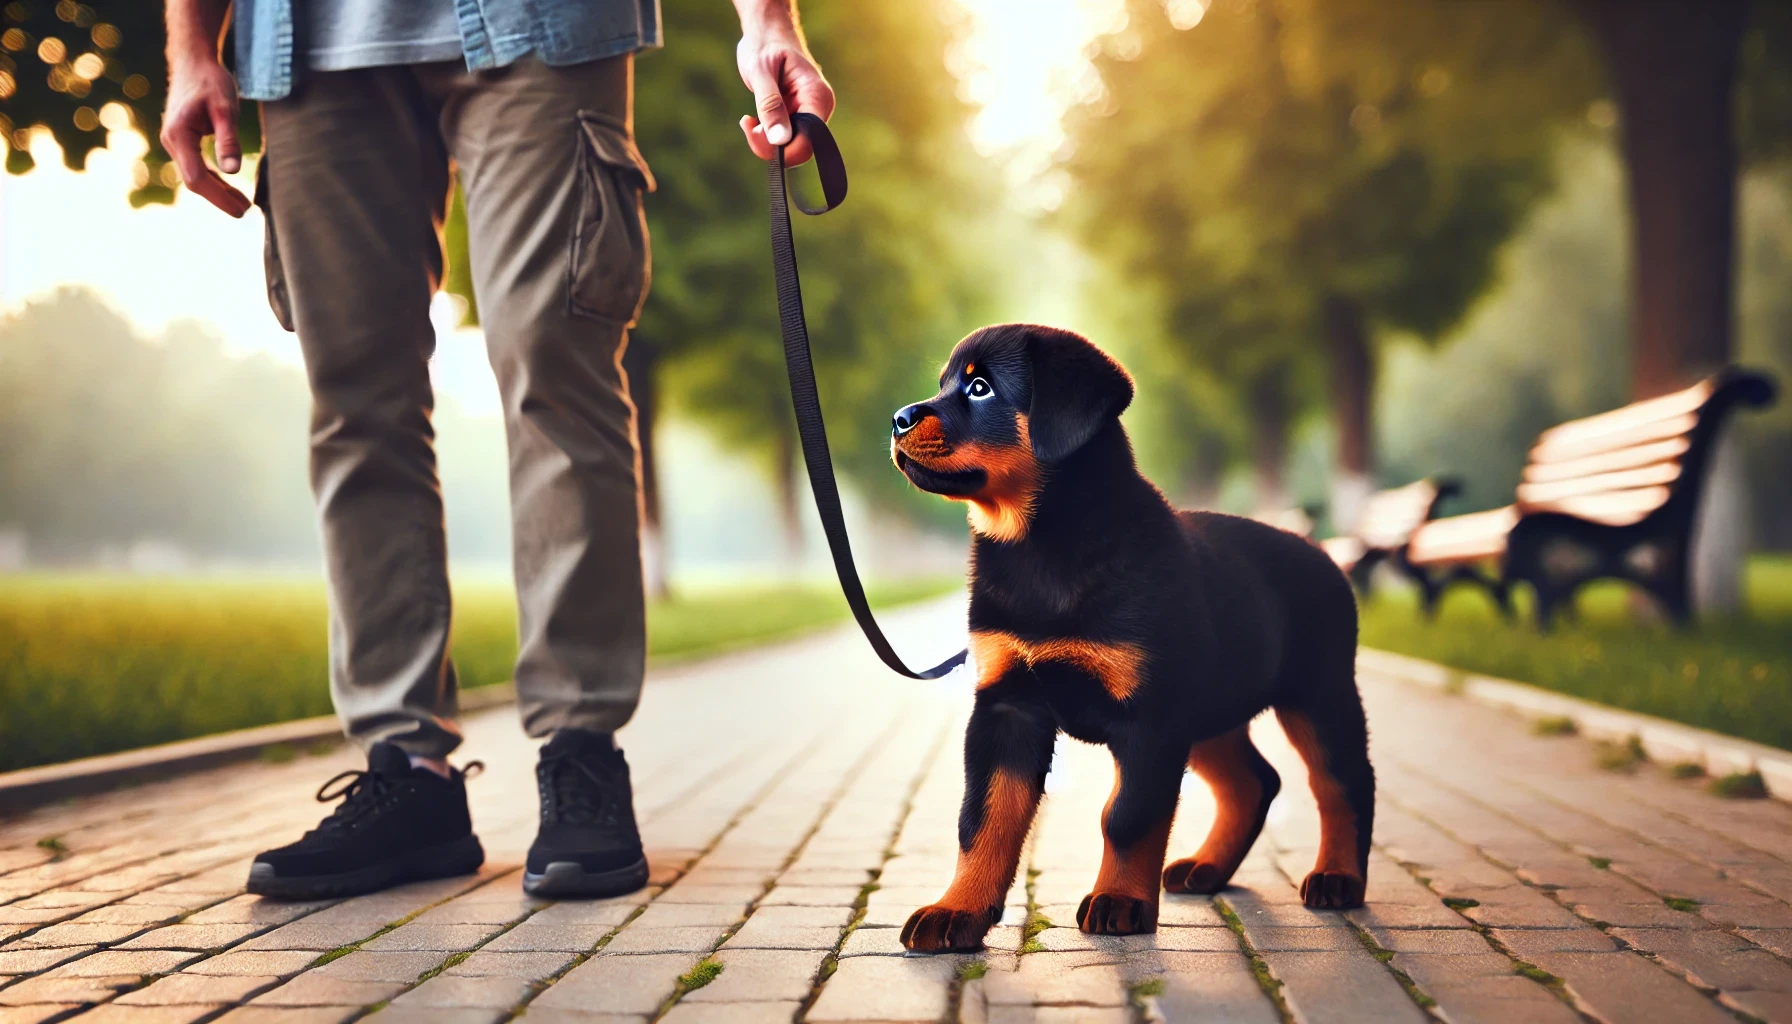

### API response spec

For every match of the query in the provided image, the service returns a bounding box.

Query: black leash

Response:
[766,113,968,680]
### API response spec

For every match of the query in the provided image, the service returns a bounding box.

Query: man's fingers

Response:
[190,170,252,217]
[746,66,792,146]
[740,115,814,166]
[790,71,836,122]
[740,116,777,161]
[209,100,241,175]
[165,119,250,217]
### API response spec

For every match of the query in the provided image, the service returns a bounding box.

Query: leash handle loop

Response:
[768,112,968,681]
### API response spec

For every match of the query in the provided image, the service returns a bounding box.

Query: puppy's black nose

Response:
[893,403,931,436]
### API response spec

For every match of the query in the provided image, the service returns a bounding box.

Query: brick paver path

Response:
[5,597,1792,1023]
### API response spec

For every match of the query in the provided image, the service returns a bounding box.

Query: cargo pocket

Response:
[253,155,295,333]
[569,112,655,325]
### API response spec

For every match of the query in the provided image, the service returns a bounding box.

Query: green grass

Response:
[1594,735,1648,772]
[0,572,957,772]
[1359,557,1792,750]
[1709,770,1770,799]
[1532,716,1579,737]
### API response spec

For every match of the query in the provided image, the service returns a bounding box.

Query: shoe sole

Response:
[245,834,486,901]
[522,856,650,899]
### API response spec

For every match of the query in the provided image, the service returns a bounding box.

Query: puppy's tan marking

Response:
[1186,728,1269,869]
[1092,766,1174,901]
[969,629,1145,701]
[894,412,1043,542]
[1277,708,1362,878]
[934,767,1039,914]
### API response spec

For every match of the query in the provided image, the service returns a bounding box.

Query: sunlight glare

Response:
[953,0,1124,206]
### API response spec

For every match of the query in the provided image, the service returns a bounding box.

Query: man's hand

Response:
[162,0,250,217]
[734,1,835,165]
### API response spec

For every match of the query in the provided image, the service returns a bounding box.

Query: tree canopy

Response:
[1063,0,1598,511]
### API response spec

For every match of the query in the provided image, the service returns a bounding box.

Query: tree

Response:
[1064,0,1595,525]
[1572,0,1792,612]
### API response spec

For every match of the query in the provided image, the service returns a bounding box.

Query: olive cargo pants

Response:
[258,56,651,757]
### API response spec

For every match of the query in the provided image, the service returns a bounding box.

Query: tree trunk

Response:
[1577,0,1750,613]
[620,331,670,601]
[1324,294,1374,535]
[773,423,805,569]
[1248,368,1291,513]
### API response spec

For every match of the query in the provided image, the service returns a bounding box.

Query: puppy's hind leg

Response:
[1276,683,1375,909]
[1163,725,1280,895]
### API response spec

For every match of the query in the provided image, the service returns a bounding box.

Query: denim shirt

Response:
[233,0,662,101]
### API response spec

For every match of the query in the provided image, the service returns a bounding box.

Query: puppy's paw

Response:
[1299,870,1365,909]
[1162,858,1231,894]
[900,904,991,953]
[1076,892,1158,935]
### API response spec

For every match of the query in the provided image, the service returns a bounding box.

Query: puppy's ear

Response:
[1025,328,1134,463]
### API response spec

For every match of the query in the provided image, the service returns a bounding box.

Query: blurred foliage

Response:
[0,0,258,202]
[1063,0,1598,497]
[0,289,510,561]
[0,573,959,771]
[1360,557,1792,750]
[628,0,1000,532]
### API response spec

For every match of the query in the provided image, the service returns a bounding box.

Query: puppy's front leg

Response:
[902,675,1054,953]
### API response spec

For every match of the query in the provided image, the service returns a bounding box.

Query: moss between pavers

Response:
[676,956,723,991]
[1348,922,1437,1010]
[1215,898,1291,1024]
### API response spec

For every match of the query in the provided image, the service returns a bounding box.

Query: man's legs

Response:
[261,67,462,758]
[429,56,651,898]
[248,69,484,899]
[433,56,647,741]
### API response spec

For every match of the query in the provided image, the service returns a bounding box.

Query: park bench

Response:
[1318,477,1459,594]
[1400,367,1776,628]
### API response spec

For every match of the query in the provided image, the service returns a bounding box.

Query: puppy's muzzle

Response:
[893,402,933,437]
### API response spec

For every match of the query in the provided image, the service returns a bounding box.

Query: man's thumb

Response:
[211,102,242,174]
[752,72,791,146]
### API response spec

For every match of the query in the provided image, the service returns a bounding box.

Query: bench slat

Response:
[1406,506,1519,566]
[1529,411,1699,464]
[1529,378,1713,461]
[1522,437,1689,484]
[1320,536,1366,572]
[1516,462,1683,506]
[1357,480,1441,549]
[1519,486,1674,527]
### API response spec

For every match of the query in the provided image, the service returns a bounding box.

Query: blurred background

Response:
[2,0,1790,772]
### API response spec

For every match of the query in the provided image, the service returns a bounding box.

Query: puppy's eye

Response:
[966,377,994,401]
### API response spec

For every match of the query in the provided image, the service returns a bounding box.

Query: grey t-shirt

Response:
[306,0,464,70]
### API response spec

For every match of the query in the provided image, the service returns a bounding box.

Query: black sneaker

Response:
[523,729,649,898]
[246,742,485,899]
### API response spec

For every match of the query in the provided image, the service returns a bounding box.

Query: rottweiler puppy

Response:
[890,324,1372,953]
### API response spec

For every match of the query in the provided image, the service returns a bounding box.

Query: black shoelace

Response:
[538,751,624,828]
[307,769,399,837]
[307,761,481,838]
